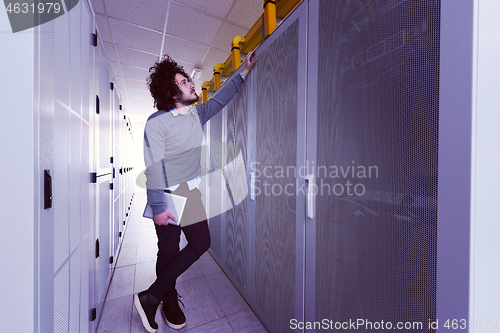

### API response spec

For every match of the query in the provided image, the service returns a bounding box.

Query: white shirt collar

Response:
[170,106,195,117]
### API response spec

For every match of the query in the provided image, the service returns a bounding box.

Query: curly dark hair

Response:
[147,55,190,111]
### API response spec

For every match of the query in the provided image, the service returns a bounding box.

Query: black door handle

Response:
[44,170,52,209]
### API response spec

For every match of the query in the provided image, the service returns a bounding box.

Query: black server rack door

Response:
[314,0,440,331]
[254,19,299,333]
[207,111,224,260]
[224,82,249,293]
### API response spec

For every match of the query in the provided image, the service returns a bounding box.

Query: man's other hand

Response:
[153,209,178,225]
[241,49,257,78]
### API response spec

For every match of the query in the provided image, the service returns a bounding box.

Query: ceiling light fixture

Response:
[190,68,202,80]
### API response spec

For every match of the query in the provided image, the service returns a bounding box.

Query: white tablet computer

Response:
[143,193,187,226]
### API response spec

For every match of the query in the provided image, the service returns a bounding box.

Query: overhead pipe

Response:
[276,0,301,20]
[241,18,263,55]
[263,0,277,37]
[202,81,211,103]
[213,63,225,90]
[231,36,246,72]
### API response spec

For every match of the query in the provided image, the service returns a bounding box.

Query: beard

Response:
[177,91,199,106]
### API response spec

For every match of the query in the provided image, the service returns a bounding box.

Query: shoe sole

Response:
[134,293,158,333]
[161,307,186,330]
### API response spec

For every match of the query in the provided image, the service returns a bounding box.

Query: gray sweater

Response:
[144,74,245,215]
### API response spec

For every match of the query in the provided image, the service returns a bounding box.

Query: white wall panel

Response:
[470,0,500,329]
[0,8,35,333]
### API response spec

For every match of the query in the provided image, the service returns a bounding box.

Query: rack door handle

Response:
[44,170,52,209]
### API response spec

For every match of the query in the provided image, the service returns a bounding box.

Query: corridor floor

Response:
[96,191,268,333]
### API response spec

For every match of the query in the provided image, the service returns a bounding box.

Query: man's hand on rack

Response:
[241,49,257,78]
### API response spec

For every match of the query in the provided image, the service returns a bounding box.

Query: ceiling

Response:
[89,0,264,128]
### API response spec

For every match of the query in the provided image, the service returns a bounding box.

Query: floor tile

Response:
[177,262,204,283]
[106,265,136,301]
[116,245,137,268]
[134,261,156,294]
[204,272,249,316]
[197,252,223,276]
[184,317,234,333]
[136,242,158,264]
[123,221,139,237]
[96,295,133,333]
[174,277,225,330]
[226,308,268,333]
[121,227,139,248]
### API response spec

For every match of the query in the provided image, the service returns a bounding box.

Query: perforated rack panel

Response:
[314,0,440,331]
[254,19,299,333]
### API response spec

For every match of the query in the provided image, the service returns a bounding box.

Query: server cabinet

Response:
[206,108,225,260]
[208,3,308,332]
[36,0,94,331]
[222,71,250,298]
[306,0,440,331]
[251,6,307,332]
[12,0,134,331]
[92,37,114,326]
[111,86,121,258]
[208,1,480,332]
[207,68,252,299]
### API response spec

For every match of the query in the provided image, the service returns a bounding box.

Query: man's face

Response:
[174,73,199,106]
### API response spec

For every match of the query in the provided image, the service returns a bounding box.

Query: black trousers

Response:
[147,183,210,302]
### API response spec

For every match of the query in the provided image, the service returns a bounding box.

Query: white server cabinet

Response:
[93,36,113,328]
[1,0,136,331]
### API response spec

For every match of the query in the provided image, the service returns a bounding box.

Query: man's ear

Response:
[172,92,181,102]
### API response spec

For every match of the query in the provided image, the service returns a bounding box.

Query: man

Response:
[134,50,257,332]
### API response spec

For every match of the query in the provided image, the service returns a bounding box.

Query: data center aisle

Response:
[96,190,267,333]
